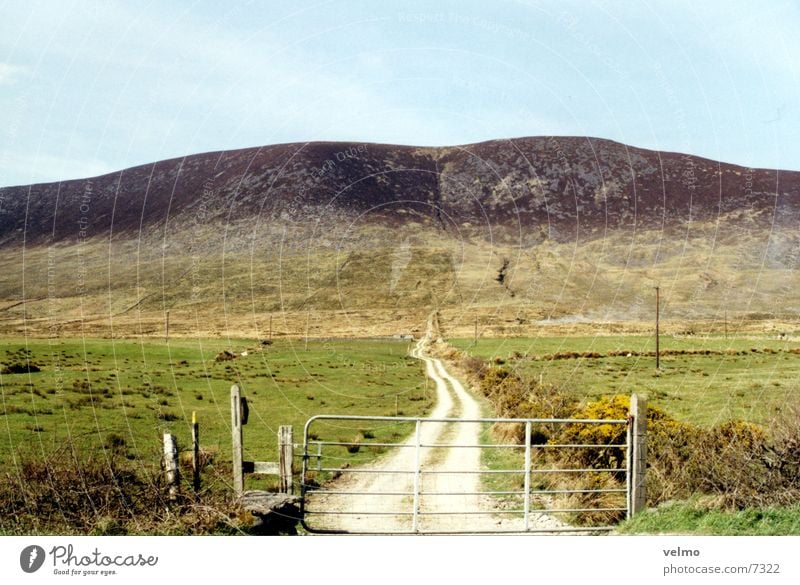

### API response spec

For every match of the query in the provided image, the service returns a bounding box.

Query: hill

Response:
[1,136,798,337]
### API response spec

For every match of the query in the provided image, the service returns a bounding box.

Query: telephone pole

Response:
[304,310,310,351]
[724,309,728,340]
[655,286,660,369]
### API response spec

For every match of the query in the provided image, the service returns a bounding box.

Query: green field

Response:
[456,335,800,534]
[0,337,431,484]
[6,332,800,535]
[450,335,800,426]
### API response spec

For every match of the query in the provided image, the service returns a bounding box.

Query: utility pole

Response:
[304,310,310,351]
[655,286,660,369]
[724,309,728,340]
[474,315,479,346]
[165,310,170,343]
[269,314,273,341]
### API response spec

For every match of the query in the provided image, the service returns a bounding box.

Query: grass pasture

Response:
[456,334,800,534]
[0,336,431,489]
[450,335,800,426]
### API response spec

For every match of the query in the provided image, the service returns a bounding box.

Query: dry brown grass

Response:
[3,220,800,342]
[0,439,252,535]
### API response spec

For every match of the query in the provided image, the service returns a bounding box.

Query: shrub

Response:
[345,436,361,454]
[0,442,250,535]
[688,420,800,509]
[490,422,525,444]
[646,415,697,503]
[447,345,800,518]
[104,433,127,453]
[0,449,162,534]
[460,355,486,377]
[479,367,527,418]
[558,395,631,470]
[1,362,41,374]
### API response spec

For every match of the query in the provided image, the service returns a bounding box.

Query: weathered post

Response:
[231,384,244,498]
[279,425,294,494]
[629,393,647,516]
[304,310,310,351]
[655,286,660,369]
[163,432,179,500]
[192,411,201,493]
[724,309,728,340]
[626,412,633,518]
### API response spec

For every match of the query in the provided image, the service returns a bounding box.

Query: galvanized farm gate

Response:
[300,395,646,534]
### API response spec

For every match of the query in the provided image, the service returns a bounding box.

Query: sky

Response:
[0,0,798,187]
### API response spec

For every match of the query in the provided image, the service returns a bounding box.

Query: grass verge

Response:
[618,501,800,535]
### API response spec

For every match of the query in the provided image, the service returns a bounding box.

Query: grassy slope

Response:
[3,221,800,339]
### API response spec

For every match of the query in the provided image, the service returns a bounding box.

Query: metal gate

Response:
[300,414,635,534]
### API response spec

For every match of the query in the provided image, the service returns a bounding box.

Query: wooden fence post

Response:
[279,425,294,494]
[630,393,647,516]
[231,384,244,498]
[192,411,200,493]
[163,432,179,501]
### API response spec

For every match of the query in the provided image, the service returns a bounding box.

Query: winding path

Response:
[305,324,566,533]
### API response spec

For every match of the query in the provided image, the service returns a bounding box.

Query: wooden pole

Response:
[192,411,200,493]
[305,310,310,351]
[655,286,660,369]
[165,309,170,343]
[231,384,244,498]
[724,309,728,340]
[629,394,647,516]
[474,315,479,346]
[269,314,273,341]
[163,432,179,501]
[278,425,294,495]
[625,413,633,518]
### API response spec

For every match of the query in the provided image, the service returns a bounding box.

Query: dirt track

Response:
[304,325,567,533]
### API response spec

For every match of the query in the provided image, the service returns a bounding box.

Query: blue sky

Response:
[1,0,798,186]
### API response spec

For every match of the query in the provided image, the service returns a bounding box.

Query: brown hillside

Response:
[1,137,798,337]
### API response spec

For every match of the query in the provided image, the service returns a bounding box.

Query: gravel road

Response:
[305,328,568,533]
